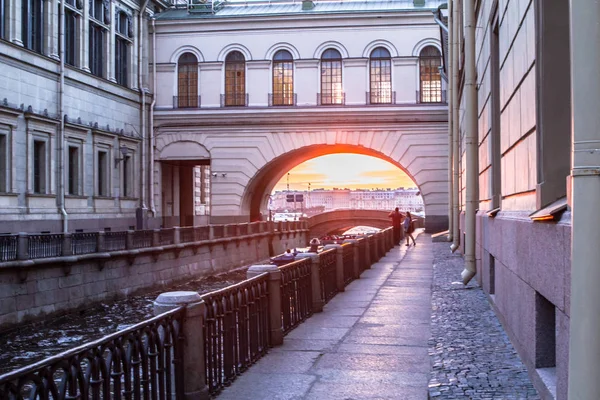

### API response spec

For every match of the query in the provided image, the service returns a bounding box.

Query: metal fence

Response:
[202,273,270,395]
[0,307,186,400]
[319,248,338,304]
[28,234,63,259]
[342,243,355,285]
[131,230,153,249]
[280,258,313,334]
[104,231,127,251]
[358,238,368,274]
[0,235,17,261]
[71,232,99,255]
[159,229,175,246]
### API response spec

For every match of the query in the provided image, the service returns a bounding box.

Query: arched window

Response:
[320,49,343,105]
[177,53,198,108]
[272,50,294,106]
[369,47,392,104]
[419,46,442,103]
[225,51,246,106]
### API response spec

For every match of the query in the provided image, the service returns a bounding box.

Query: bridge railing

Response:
[0,306,186,400]
[0,225,390,399]
[0,220,309,263]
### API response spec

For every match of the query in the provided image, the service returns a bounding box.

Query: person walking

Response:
[389,207,403,245]
[403,211,416,246]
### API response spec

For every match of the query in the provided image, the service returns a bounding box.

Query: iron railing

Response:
[342,243,355,285]
[202,273,270,395]
[358,238,367,274]
[104,231,127,251]
[220,93,249,107]
[416,89,447,104]
[319,248,337,304]
[280,257,313,334]
[0,235,17,261]
[131,230,153,249]
[173,95,201,109]
[366,90,396,105]
[28,234,63,259]
[212,225,224,239]
[159,229,175,246]
[268,93,297,107]
[317,92,346,106]
[369,235,377,263]
[71,232,99,255]
[238,224,248,236]
[0,306,186,400]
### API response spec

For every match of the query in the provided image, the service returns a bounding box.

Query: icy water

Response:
[0,267,250,375]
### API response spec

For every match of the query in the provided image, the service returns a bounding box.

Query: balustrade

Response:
[28,233,63,259]
[0,235,17,261]
[71,232,99,255]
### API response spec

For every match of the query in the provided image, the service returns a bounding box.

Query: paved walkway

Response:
[218,233,433,400]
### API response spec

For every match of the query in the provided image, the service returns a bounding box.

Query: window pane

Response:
[98,151,107,196]
[33,140,45,194]
[225,52,245,106]
[420,46,442,102]
[273,59,293,106]
[68,146,78,195]
[178,53,198,108]
[321,60,342,105]
[0,135,6,192]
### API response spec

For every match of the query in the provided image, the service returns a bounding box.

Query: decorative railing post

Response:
[153,292,209,400]
[324,244,344,292]
[174,226,181,244]
[17,232,29,260]
[246,265,283,345]
[209,225,215,240]
[297,253,323,313]
[125,230,135,249]
[152,229,160,247]
[62,233,72,256]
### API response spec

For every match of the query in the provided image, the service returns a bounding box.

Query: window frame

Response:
[177,52,199,108]
[369,47,393,104]
[120,146,134,198]
[320,48,343,105]
[89,0,108,79]
[22,0,45,54]
[66,142,83,196]
[0,0,7,40]
[272,50,294,106]
[224,51,246,107]
[32,138,49,194]
[96,147,110,197]
[419,46,443,103]
[0,131,8,193]
[115,10,132,87]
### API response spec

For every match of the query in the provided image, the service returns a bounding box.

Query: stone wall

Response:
[0,230,308,332]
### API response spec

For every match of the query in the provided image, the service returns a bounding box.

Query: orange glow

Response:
[273,154,416,192]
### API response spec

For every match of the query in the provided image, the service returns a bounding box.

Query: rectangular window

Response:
[491,20,501,209]
[97,150,108,196]
[33,140,46,194]
[67,146,79,195]
[122,154,130,197]
[0,0,6,40]
[89,23,104,78]
[22,0,45,53]
[115,37,128,86]
[0,134,6,192]
[64,8,77,66]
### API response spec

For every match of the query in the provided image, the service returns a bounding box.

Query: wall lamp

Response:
[114,145,130,167]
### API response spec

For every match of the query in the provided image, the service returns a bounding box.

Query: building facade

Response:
[152,0,450,231]
[451,0,572,398]
[0,0,168,232]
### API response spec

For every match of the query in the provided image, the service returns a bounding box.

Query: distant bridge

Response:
[306,209,425,238]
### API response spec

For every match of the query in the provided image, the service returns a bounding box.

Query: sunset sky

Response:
[272,154,417,192]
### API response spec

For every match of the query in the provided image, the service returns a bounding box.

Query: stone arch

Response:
[362,39,399,58]
[264,42,301,60]
[412,38,442,57]
[170,45,205,63]
[240,142,431,222]
[313,41,350,59]
[158,140,211,160]
[217,43,253,62]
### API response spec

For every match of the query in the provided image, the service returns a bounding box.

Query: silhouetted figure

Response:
[309,237,321,253]
[403,211,416,246]
[389,207,403,245]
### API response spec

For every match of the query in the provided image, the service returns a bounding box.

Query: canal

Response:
[0,266,251,375]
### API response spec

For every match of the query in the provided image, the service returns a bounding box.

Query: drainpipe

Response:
[446,1,453,242]
[137,0,150,228]
[58,0,68,232]
[450,0,460,253]
[461,0,477,284]
[149,17,157,218]
[567,0,600,397]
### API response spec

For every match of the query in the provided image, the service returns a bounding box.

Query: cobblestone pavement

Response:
[428,243,540,399]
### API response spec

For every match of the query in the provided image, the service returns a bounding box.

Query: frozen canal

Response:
[0,267,250,375]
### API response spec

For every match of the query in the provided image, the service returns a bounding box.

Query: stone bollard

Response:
[209,225,215,240]
[364,237,371,268]
[153,291,209,400]
[126,230,135,249]
[246,265,283,346]
[62,233,73,256]
[296,252,323,312]
[97,231,106,252]
[174,226,181,244]
[152,229,160,247]
[17,233,29,260]
[324,244,344,292]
